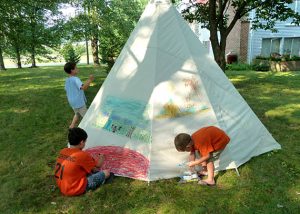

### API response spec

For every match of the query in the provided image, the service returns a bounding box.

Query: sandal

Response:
[198,180,216,186]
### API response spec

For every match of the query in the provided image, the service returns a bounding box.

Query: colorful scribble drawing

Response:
[86,146,149,180]
[184,78,201,101]
[93,96,151,143]
[155,77,209,119]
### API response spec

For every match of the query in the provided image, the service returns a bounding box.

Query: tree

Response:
[24,3,60,67]
[0,0,64,69]
[181,0,300,71]
[0,15,6,70]
[0,38,6,70]
[67,0,146,68]
[99,0,147,69]
[65,0,106,66]
[60,43,81,63]
[4,5,27,68]
[64,12,93,65]
[0,0,11,70]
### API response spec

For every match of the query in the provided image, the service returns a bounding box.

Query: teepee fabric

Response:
[79,0,281,181]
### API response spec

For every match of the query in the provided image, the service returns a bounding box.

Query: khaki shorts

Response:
[73,105,87,117]
[207,150,223,163]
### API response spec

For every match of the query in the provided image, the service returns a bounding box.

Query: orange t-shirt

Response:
[191,126,230,157]
[55,148,97,196]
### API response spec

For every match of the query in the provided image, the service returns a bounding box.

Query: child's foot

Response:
[198,179,216,186]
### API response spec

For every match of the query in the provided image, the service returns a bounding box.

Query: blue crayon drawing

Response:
[93,96,151,143]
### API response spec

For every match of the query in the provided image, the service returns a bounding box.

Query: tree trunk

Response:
[208,0,227,72]
[0,47,6,70]
[16,47,22,69]
[209,32,227,71]
[216,34,227,71]
[85,37,89,65]
[214,49,226,71]
[91,36,100,66]
[30,14,37,68]
[31,45,37,68]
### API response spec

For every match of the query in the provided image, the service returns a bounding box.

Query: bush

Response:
[252,59,270,71]
[290,55,300,61]
[226,63,252,71]
[60,43,81,63]
[255,55,269,60]
[255,54,300,62]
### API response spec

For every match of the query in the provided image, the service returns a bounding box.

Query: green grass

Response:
[0,66,300,213]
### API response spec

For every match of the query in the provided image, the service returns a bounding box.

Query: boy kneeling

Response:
[55,128,111,196]
[174,126,230,186]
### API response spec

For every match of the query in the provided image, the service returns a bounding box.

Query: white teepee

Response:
[79,0,281,181]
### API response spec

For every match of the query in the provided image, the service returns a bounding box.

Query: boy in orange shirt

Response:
[174,126,230,186]
[55,128,111,196]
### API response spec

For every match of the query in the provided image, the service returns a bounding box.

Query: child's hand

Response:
[187,161,195,167]
[89,74,94,82]
[98,154,104,161]
[96,154,105,168]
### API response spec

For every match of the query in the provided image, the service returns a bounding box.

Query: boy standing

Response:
[55,127,111,196]
[64,62,94,128]
[174,126,230,186]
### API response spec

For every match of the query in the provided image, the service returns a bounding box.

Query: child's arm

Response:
[81,75,94,90]
[189,151,196,171]
[189,151,195,162]
[187,153,210,167]
[95,154,105,168]
[91,154,105,173]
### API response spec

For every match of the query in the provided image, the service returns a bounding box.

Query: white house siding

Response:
[248,1,300,63]
[248,23,300,63]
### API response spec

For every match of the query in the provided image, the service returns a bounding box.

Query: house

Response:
[247,1,300,63]
[192,0,300,63]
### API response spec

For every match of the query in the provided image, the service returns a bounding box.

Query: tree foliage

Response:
[60,43,81,63]
[0,0,64,69]
[65,0,146,69]
[99,0,146,69]
[181,0,300,71]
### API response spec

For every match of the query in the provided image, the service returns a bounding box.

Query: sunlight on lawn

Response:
[266,104,300,124]
[228,75,249,83]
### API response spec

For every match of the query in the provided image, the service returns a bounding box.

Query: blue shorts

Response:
[86,171,106,191]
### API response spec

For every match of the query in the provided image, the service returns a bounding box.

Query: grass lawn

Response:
[0,65,299,213]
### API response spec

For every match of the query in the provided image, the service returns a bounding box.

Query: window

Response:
[295,0,300,13]
[262,37,300,57]
[287,0,300,12]
[261,38,281,57]
[283,37,300,56]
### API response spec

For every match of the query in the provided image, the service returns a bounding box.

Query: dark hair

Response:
[64,62,76,74]
[174,133,191,151]
[68,127,88,146]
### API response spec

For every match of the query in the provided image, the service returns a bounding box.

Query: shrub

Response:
[255,54,300,62]
[226,63,252,71]
[252,59,270,71]
[60,43,81,63]
[290,55,300,61]
[255,55,270,60]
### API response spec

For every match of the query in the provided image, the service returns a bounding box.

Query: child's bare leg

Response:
[201,161,207,171]
[202,161,215,185]
[69,114,79,128]
[198,161,208,176]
